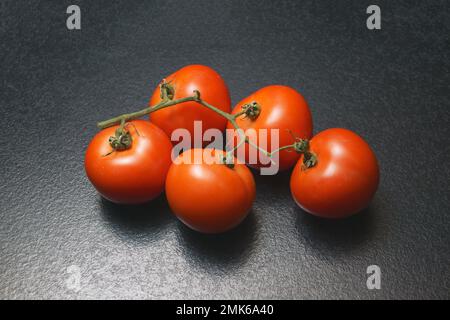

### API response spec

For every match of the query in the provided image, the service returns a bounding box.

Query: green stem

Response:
[232,110,247,119]
[225,121,246,158]
[96,89,312,165]
[268,144,296,156]
[193,92,234,121]
[97,96,197,129]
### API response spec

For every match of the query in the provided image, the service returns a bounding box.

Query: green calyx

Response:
[160,80,175,100]
[241,101,261,120]
[221,154,235,169]
[109,128,132,150]
[293,139,310,154]
[292,138,317,169]
[104,125,134,156]
[302,151,317,169]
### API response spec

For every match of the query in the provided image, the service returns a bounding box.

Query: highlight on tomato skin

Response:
[228,85,313,172]
[149,64,231,144]
[165,148,256,234]
[290,128,380,219]
[84,120,172,204]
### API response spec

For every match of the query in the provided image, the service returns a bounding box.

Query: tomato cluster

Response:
[85,65,379,233]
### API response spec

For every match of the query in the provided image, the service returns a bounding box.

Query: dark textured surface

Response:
[0,0,449,299]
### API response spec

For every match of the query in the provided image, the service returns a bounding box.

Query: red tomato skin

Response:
[149,65,231,143]
[85,120,172,204]
[227,85,313,171]
[165,149,256,234]
[290,128,379,218]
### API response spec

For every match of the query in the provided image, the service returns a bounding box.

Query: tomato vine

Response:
[97,81,317,168]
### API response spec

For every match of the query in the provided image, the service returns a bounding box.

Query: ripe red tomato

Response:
[85,120,172,204]
[149,65,231,144]
[165,148,256,233]
[290,128,379,218]
[227,85,313,171]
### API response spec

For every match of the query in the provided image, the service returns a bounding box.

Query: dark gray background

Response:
[1,0,449,299]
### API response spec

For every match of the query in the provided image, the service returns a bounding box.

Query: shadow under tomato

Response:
[176,211,258,272]
[99,194,175,244]
[295,203,377,254]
